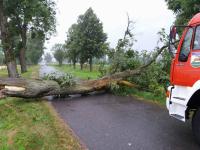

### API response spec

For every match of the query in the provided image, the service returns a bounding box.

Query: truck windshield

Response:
[179,27,194,62]
[193,26,200,50]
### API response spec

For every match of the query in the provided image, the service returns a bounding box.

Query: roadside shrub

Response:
[98,61,107,77]
[42,72,75,87]
[110,82,134,96]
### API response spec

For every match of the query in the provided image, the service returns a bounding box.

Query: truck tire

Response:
[192,108,200,145]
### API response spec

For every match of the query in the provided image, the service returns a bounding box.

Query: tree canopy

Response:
[4,0,56,72]
[165,0,200,25]
[65,24,80,69]
[53,44,66,66]
[65,8,107,71]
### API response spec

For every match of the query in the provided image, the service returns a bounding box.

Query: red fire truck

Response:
[167,13,200,144]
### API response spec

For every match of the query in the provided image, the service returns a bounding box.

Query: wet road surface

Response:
[51,94,200,150]
[39,65,64,77]
[41,65,199,150]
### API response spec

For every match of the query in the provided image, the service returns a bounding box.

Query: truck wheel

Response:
[192,108,200,145]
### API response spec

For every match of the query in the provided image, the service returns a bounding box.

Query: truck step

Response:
[170,114,184,121]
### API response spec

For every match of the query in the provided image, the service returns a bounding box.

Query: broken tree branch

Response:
[0,42,168,99]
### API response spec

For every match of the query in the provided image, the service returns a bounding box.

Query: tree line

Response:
[0,0,199,83]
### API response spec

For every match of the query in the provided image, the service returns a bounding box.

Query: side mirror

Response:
[170,26,177,42]
[169,26,177,58]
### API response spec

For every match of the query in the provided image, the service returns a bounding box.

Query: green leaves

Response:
[42,72,75,87]
[52,44,66,66]
[65,8,107,70]
[165,0,200,25]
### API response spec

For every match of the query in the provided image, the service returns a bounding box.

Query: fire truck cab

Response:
[167,13,200,144]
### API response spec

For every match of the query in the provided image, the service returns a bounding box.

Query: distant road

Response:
[39,64,63,77]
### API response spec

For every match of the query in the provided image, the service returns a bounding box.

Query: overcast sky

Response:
[45,0,175,53]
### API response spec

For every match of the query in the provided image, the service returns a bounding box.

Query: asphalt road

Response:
[39,64,64,77]
[41,65,199,150]
[51,94,200,150]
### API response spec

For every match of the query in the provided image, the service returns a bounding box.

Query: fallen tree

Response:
[0,44,168,99]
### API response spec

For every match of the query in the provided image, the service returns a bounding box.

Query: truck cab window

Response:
[179,28,193,62]
[193,26,200,50]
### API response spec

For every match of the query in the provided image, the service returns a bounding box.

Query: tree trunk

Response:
[73,62,76,69]
[0,44,168,99]
[6,60,18,78]
[59,61,62,66]
[0,74,135,98]
[19,47,27,73]
[80,63,83,70]
[0,0,19,78]
[19,25,27,73]
[89,57,92,72]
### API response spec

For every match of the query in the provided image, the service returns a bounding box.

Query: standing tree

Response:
[165,0,200,25]
[44,52,52,64]
[5,0,56,73]
[53,44,65,66]
[77,8,107,71]
[0,0,19,77]
[0,48,4,65]
[65,24,80,69]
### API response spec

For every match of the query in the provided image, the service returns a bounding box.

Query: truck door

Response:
[172,27,194,86]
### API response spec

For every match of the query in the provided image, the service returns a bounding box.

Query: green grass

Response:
[0,68,9,77]
[130,88,166,106]
[21,65,40,78]
[0,65,82,150]
[0,65,39,78]
[112,86,166,106]
[52,64,100,80]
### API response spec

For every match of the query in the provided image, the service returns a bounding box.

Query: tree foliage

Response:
[78,8,107,71]
[4,0,56,72]
[65,7,107,71]
[108,15,139,74]
[0,0,19,77]
[65,24,80,69]
[108,18,171,96]
[53,44,66,66]
[165,0,200,25]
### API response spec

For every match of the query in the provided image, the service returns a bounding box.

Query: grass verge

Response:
[0,65,39,78]
[112,86,166,106]
[0,65,83,150]
[51,64,100,80]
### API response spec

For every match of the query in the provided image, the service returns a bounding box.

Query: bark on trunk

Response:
[80,63,83,70]
[59,61,62,66]
[73,62,76,69]
[6,60,19,78]
[0,76,131,98]
[89,57,92,72]
[0,0,19,78]
[19,25,27,73]
[19,47,27,73]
